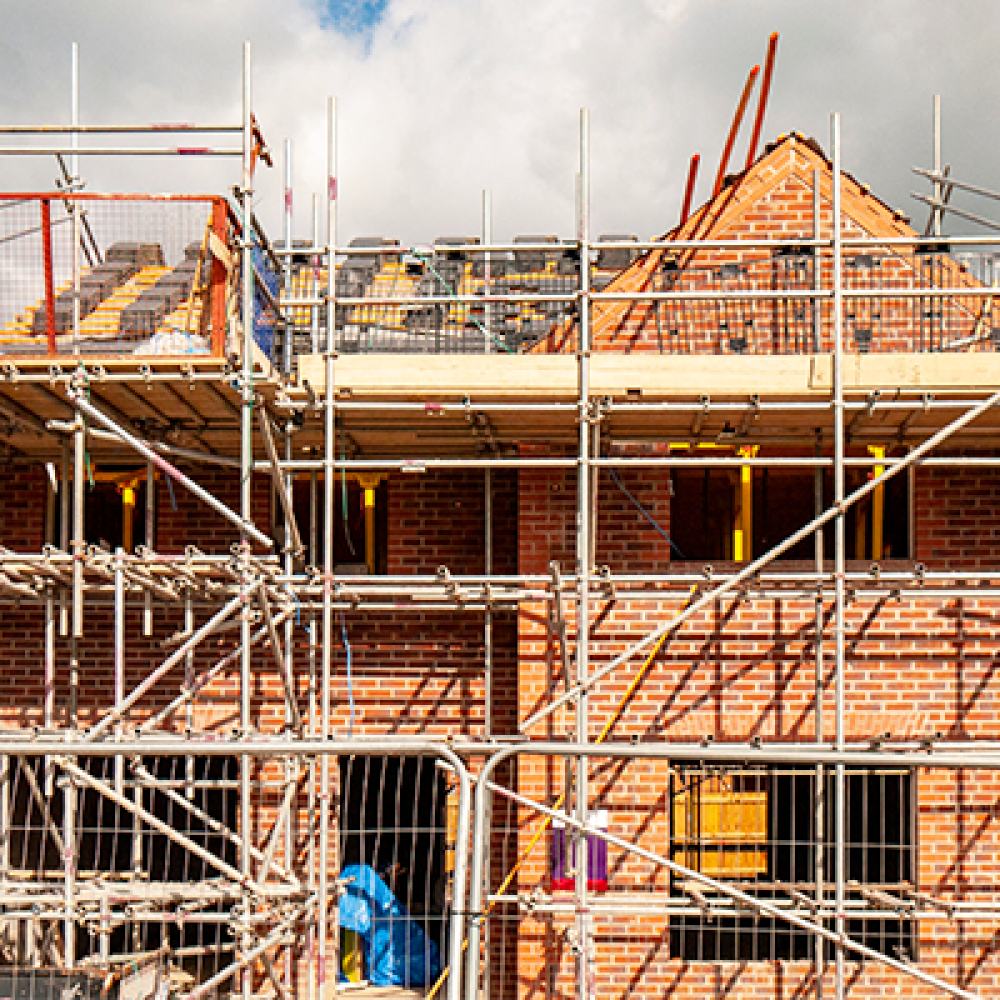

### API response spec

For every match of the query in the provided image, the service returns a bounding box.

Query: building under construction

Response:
[1,36,1000,1000]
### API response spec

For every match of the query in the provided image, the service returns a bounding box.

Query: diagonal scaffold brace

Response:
[67,388,273,550]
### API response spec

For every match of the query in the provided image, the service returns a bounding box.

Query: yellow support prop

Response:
[868,445,886,559]
[120,484,137,554]
[352,473,387,573]
[733,445,758,562]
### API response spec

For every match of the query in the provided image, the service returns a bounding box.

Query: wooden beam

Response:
[297,352,1000,401]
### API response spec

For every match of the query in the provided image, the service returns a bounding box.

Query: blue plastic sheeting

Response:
[251,245,279,361]
[338,863,443,987]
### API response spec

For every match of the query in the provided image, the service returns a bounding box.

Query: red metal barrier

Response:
[0,193,232,360]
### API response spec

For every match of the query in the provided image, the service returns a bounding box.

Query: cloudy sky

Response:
[2,1,998,244]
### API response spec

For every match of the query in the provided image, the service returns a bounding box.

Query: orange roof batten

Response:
[713,64,760,198]
[679,153,701,227]
[744,32,779,171]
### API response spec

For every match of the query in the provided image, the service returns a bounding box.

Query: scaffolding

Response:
[3,38,1000,1000]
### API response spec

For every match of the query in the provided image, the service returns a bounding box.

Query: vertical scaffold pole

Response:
[812,167,825,998]
[307,468,318,1000]
[575,106,592,1000]
[71,42,80,357]
[60,438,70,636]
[311,194,321,355]
[65,227,81,963]
[318,92,338,1000]
[831,111,847,1000]
[62,765,75,972]
[0,752,7,899]
[240,39,255,1000]
[481,183,494,998]
[483,188,492,355]
[144,459,154,636]
[933,95,942,239]
[283,137,293,376]
[65,369,82,968]
[184,590,194,798]
[483,462,493,999]
[284,418,296,990]
[814,430,826,995]
[67,401,84,965]
[114,550,124,795]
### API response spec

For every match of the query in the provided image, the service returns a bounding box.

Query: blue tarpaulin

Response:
[338,863,443,987]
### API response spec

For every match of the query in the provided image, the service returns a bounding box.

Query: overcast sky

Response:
[2,0,998,244]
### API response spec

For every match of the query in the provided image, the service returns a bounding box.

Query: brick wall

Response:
[0,462,518,995]
[512,461,1000,1000]
[4,438,1000,997]
[916,465,1000,568]
[0,460,47,552]
[0,464,517,737]
[389,467,518,575]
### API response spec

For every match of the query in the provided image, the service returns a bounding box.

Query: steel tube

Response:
[138,610,290,733]
[258,586,302,732]
[915,165,1000,208]
[910,193,1000,234]
[933,96,943,238]
[0,124,241,133]
[184,588,194,795]
[258,408,303,555]
[0,145,242,155]
[113,551,124,794]
[814,431,826,996]
[574,105,593,1000]
[266,457,1000,474]
[240,41,255,1000]
[266,458,578,472]
[283,136,293,377]
[832,110,847,1000]
[282,418,297,992]
[289,282,1000,304]
[71,415,84,642]
[307,468,318,1000]
[186,904,307,1000]
[132,762,298,886]
[311,193,320,355]
[153,440,242,469]
[268,451,1000,471]
[318,91,337,1000]
[2,737,1000,767]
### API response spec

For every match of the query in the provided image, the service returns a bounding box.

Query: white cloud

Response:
[2,0,1000,246]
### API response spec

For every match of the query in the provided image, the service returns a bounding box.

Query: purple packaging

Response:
[550,811,608,891]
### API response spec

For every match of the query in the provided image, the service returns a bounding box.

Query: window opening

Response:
[669,764,916,961]
[293,475,388,573]
[50,466,148,553]
[671,466,910,562]
[670,469,735,561]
